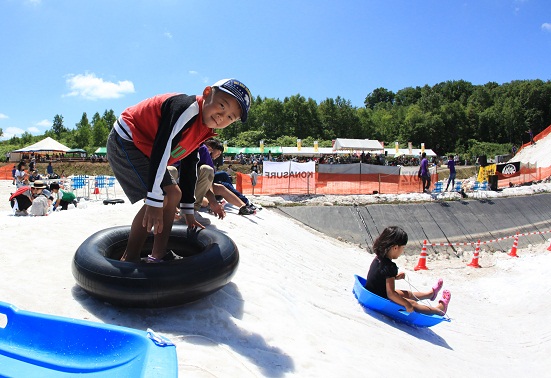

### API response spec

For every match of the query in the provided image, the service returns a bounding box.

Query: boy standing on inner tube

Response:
[107,79,252,262]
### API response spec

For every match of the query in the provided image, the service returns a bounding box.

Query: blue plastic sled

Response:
[0,301,177,377]
[353,275,450,328]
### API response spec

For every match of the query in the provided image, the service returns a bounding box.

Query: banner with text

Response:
[262,161,316,193]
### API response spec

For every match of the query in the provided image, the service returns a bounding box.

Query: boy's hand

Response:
[395,272,406,280]
[405,302,414,313]
[184,213,205,229]
[143,205,163,234]
[209,201,226,219]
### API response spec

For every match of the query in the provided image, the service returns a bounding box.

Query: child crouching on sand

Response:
[364,226,451,315]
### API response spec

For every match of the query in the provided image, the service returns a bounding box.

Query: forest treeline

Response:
[2,79,551,160]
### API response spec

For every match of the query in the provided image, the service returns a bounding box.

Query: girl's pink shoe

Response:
[430,278,443,301]
[439,290,451,314]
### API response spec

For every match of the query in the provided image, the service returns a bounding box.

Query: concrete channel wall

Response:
[277,193,551,255]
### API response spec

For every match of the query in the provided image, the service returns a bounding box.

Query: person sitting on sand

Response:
[14,161,28,188]
[29,180,51,216]
[10,186,33,216]
[49,183,78,211]
[29,170,42,183]
[364,226,451,315]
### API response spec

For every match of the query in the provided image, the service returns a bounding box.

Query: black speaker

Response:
[478,155,487,167]
[489,174,498,191]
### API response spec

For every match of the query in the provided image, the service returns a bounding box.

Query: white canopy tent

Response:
[9,137,71,162]
[384,148,437,157]
[12,137,71,153]
[281,147,350,156]
[332,138,384,151]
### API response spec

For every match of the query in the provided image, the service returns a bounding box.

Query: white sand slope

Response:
[1,179,550,377]
[510,127,551,167]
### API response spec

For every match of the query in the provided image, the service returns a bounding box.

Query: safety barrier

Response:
[236,172,438,195]
[414,228,551,270]
[425,229,551,247]
[236,166,551,196]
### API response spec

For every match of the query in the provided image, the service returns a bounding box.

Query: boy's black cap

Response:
[212,79,251,122]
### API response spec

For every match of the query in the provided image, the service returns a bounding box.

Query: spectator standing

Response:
[47,162,54,177]
[526,128,536,145]
[445,155,456,191]
[418,152,431,193]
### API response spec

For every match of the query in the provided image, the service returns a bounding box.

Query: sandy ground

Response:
[1,179,550,377]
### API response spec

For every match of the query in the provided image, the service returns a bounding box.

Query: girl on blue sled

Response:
[364,226,451,315]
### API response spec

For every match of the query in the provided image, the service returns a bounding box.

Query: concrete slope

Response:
[278,193,551,254]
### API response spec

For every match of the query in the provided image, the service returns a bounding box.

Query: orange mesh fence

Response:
[0,164,13,180]
[237,166,551,196]
[236,172,436,195]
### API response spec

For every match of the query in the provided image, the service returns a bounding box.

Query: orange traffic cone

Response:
[467,240,482,268]
[508,234,519,257]
[93,182,100,195]
[414,240,429,271]
[547,239,551,251]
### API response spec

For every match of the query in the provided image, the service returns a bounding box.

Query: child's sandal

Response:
[146,254,164,264]
[439,290,451,314]
[430,278,444,301]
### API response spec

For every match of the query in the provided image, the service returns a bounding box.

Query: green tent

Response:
[94,147,107,156]
[66,148,87,156]
[225,146,282,154]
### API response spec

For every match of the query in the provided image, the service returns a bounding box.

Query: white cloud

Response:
[542,23,551,32]
[1,127,26,140]
[164,31,173,39]
[65,73,135,100]
[28,127,40,134]
[188,71,209,84]
[35,119,51,127]
[26,0,41,6]
[0,113,8,120]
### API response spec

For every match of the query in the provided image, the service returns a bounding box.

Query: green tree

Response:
[74,112,92,148]
[102,109,117,131]
[364,87,395,109]
[255,97,285,141]
[91,112,109,147]
[395,86,422,107]
[230,130,266,147]
[20,131,33,145]
[282,94,318,139]
[51,114,67,138]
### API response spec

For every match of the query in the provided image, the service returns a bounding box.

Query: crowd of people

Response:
[9,179,78,216]
[227,150,443,168]
[12,161,61,188]
[9,158,78,216]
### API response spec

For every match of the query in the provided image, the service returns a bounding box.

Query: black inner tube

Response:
[72,225,239,308]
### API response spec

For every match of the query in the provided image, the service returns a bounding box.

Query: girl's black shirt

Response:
[364,257,398,299]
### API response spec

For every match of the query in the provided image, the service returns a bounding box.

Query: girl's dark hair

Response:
[205,138,224,152]
[372,226,408,259]
[17,161,26,170]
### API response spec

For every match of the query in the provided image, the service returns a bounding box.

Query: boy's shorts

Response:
[107,129,177,204]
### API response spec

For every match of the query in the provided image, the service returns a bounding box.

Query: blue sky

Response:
[1,0,550,140]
